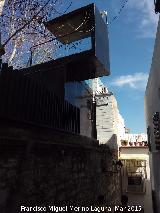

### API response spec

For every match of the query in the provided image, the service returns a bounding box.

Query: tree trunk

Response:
[0,0,5,16]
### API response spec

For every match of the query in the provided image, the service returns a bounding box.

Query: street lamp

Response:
[101,160,123,174]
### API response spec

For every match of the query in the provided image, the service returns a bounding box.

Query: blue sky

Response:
[1,1,158,133]
[61,0,159,133]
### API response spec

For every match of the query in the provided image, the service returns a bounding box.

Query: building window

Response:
[102,87,106,93]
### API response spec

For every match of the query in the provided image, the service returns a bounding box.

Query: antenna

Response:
[100,11,108,24]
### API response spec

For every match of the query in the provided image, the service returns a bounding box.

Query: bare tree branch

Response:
[3,0,55,47]
[0,0,73,68]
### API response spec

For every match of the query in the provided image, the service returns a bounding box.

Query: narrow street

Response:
[0,0,159,213]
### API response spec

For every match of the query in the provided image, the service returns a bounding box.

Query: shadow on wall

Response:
[107,134,118,151]
[152,189,158,213]
[143,179,153,213]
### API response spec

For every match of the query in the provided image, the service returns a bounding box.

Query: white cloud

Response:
[127,0,159,38]
[111,72,148,90]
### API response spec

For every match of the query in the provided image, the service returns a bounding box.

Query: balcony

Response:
[44,3,110,82]
[120,140,148,147]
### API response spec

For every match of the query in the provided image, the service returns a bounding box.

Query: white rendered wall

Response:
[120,147,153,213]
[91,78,125,150]
[145,17,160,213]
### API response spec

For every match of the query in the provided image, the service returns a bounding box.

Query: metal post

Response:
[0,32,2,72]
[30,50,33,67]
[92,91,97,139]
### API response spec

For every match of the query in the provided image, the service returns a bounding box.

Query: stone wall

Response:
[0,120,121,213]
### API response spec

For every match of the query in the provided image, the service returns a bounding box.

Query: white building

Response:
[88,78,153,211]
[119,133,153,213]
[90,78,125,150]
[117,113,126,146]
[145,17,160,213]
[122,133,147,146]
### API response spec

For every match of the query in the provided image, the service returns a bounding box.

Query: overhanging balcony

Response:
[44,3,110,82]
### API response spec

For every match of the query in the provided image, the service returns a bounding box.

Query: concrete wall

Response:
[90,78,125,150]
[96,92,125,151]
[0,120,121,213]
[96,94,114,143]
[76,95,93,138]
[145,17,160,213]
[145,17,160,151]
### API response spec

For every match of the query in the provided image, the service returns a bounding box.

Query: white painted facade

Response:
[122,133,148,146]
[119,133,153,213]
[90,78,125,150]
[145,17,160,213]
[77,96,93,138]
[89,78,153,211]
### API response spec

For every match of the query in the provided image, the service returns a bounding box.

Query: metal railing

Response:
[0,67,80,134]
